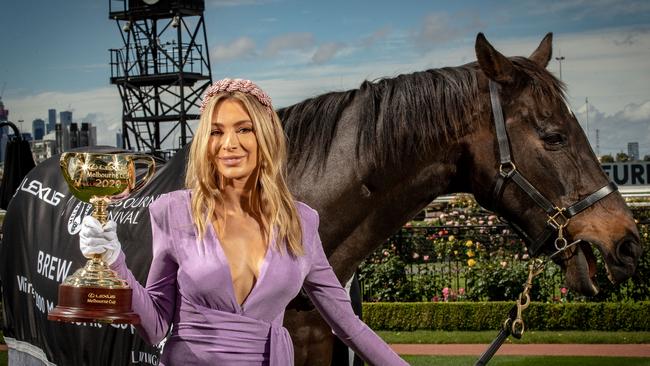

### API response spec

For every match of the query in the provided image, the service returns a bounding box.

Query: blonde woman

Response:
[79,78,409,365]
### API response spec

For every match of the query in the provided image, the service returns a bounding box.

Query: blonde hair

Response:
[185,91,303,256]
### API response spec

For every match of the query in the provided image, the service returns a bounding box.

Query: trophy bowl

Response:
[48,152,155,324]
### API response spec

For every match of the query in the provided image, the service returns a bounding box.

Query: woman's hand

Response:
[79,216,121,265]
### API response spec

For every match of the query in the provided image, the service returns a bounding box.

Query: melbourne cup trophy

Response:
[48,152,155,324]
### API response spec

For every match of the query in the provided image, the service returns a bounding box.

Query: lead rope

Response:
[474,238,583,366]
[474,258,545,366]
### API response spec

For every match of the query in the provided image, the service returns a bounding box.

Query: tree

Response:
[600,154,614,163]
[616,152,630,162]
[644,155,650,162]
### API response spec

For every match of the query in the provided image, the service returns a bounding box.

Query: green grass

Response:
[402,356,650,366]
[378,330,650,344]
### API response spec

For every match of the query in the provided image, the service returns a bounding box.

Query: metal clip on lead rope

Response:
[510,258,545,338]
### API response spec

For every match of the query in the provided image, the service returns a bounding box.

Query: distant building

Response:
[69,123,80,149]
[33,118,46,140]
[0,97,8,163]
[56,122,97,152]
[55,124,69,153]
[79,123,89,147]
[31,140,57,164]
[116,132,123,148]
[90,125,97,147]
[79,122,97,148]
[48,109,56,133]
[0,97,8,122]
[0,134,8,163]
[628,142,639,161]
[59,111,72,128]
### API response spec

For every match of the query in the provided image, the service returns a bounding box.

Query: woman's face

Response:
[209,98,258,183]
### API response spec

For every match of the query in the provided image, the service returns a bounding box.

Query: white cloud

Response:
[465,27,650,115]
[526,0,650,19]
[412,12,482,50]
[311,42,346,64]
[574,100,650,157]
[413,13,460,46]
[5,25,648,156]
[359,26,393,48]
[620,100,650,122]
[264,33,314,56]
[211,36,256,63]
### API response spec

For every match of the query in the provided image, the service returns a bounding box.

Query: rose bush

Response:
[359,194,650,302]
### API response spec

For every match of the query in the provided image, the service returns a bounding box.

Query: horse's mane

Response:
[278,57,565,172]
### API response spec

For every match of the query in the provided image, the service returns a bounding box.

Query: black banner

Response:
[1,146,188,365]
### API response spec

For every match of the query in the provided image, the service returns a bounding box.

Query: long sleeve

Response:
[301,211,408,366]
[110,203,178,345]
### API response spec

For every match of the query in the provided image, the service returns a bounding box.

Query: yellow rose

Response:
[466,249,475,258]
[467,258,477,267]
[465,240,473,247]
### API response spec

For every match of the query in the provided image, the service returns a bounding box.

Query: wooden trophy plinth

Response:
[48,256,140,324]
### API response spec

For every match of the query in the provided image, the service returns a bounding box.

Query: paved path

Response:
[390,344,650,357]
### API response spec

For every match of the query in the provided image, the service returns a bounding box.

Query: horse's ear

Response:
[529,32,553,68]
[475,33,515,85]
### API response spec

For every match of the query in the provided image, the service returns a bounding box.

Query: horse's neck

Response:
[329,161,461,281]
[290,125,464,282]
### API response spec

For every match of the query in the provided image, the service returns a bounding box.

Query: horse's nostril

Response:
[616,238,642,267]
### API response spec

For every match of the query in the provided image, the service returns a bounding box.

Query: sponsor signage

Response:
[0,148,187,365]
[602,162,650,186]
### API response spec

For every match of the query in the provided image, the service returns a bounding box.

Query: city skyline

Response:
[1,0,649,154]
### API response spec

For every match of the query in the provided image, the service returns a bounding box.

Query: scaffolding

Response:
[109,0,212,157]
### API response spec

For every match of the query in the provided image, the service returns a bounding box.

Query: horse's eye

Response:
[542,132,565,146]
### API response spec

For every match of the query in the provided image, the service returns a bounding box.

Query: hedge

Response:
[362,301,650,331]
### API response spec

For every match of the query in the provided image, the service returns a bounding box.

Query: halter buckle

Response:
[499,162,517,178]
[547,207,569,230]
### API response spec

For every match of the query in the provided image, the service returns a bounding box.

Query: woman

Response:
[80,78,409,365]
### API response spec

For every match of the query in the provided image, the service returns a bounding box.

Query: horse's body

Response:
[280,33,641,365]
[0,33,641,366]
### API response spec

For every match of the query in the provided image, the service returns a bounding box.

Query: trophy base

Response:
[48,306,140,324]
[48,284,140,325]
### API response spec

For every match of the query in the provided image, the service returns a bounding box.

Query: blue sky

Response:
[1,0,649,155]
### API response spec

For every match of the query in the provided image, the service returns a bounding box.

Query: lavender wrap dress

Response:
[110,190,408,366]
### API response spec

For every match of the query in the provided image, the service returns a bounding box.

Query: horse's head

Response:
[466,33,641,295]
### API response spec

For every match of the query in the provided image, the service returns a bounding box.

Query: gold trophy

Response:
[48,152,155,324]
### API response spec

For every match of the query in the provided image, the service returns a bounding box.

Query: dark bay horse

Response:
[0,33,641,366]
[279,33,641,365]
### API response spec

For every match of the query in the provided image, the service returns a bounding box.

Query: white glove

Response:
[79,216,121,265]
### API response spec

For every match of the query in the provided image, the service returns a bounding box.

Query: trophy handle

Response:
[60,152,86,198]
[130,155,156,195]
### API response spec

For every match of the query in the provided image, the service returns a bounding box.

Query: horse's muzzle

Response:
[608,234,642,284]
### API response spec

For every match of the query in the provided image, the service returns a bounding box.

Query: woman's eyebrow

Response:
[211,120,253,127]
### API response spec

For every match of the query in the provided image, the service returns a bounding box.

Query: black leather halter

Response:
[488,80,618,257]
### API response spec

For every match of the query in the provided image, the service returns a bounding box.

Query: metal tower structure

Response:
[109,0,212,156]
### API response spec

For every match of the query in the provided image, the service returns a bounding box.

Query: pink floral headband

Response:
[200,78,273,115]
